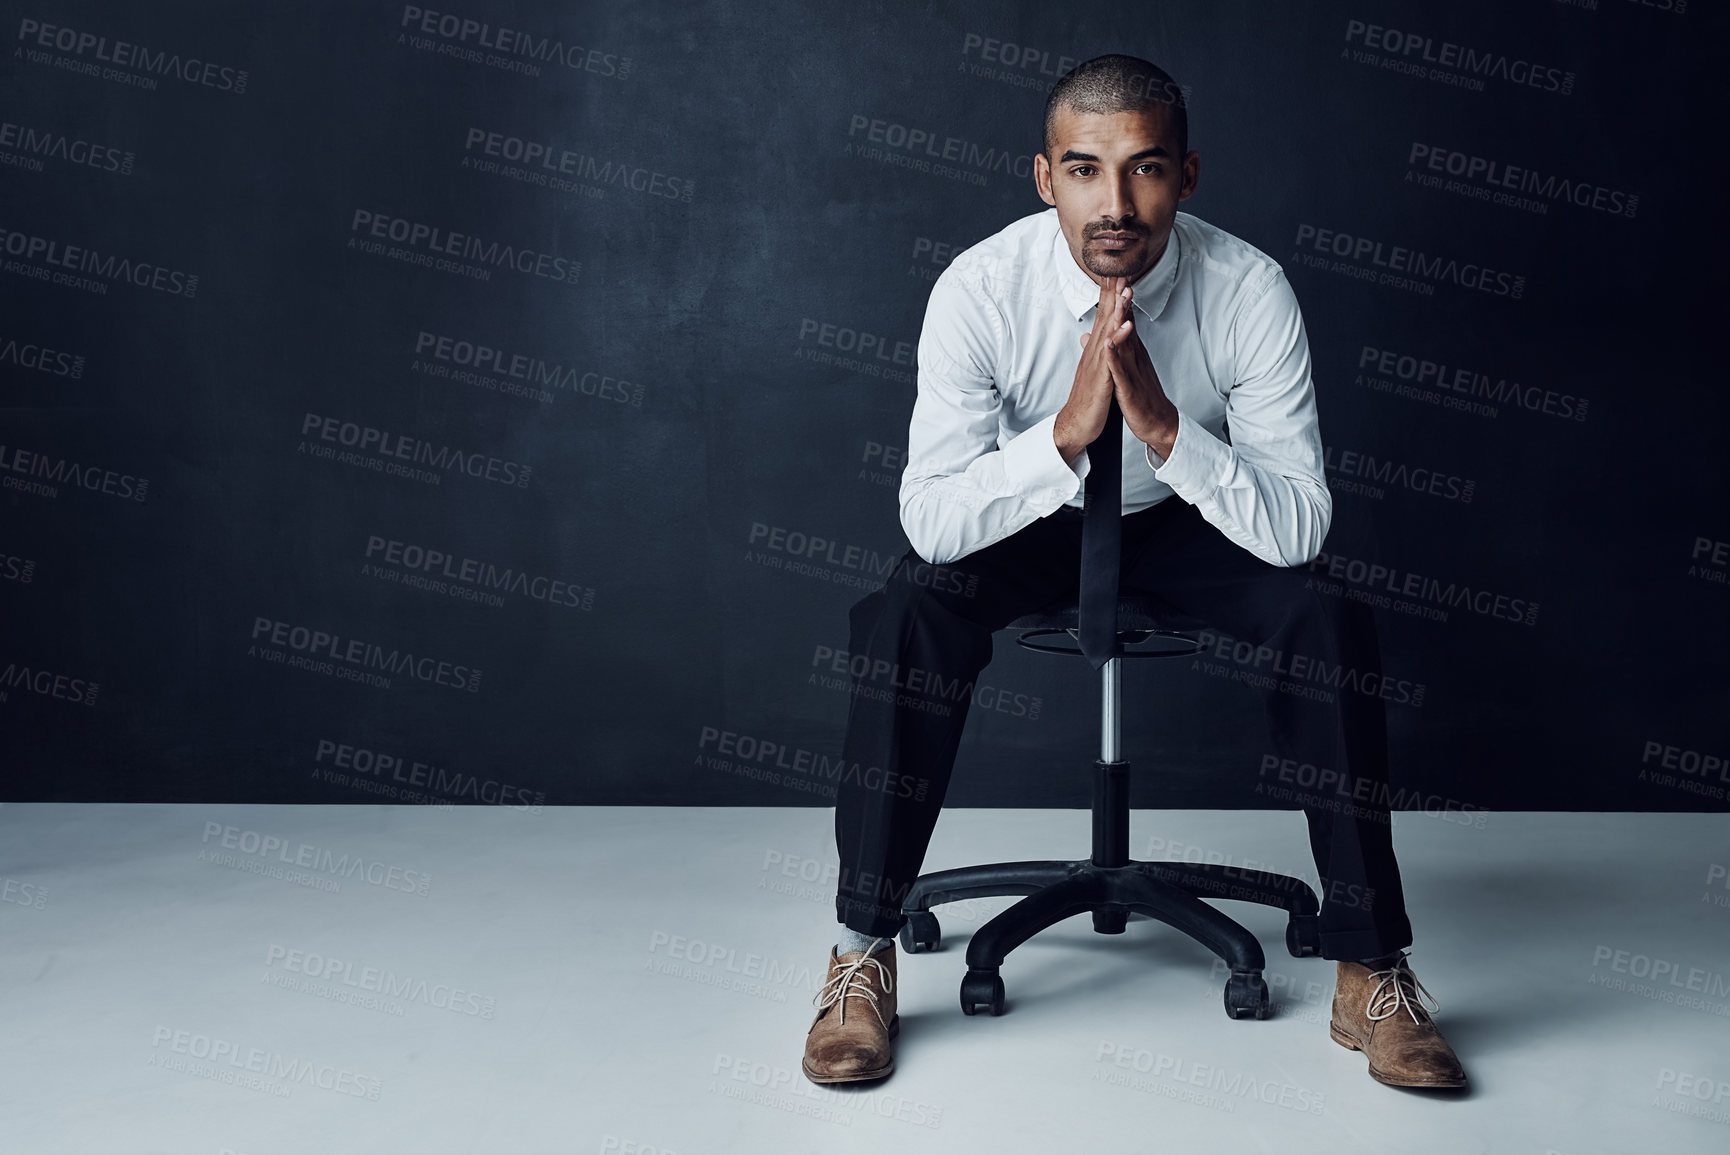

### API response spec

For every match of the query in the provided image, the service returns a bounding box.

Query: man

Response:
[802,54,1465,1091]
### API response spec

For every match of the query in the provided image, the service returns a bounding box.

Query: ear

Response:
[1033,152,1056,207]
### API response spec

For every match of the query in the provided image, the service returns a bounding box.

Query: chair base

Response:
[899,770,1323,1020]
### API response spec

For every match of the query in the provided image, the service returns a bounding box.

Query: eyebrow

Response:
[1059,146,1172,165]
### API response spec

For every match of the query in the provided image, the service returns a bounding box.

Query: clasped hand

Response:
[1078,276,1178,456]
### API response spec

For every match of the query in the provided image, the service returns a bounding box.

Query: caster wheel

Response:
[1093,905,1127,935]
[900,910,940,954]
[1223,970,1270,1020]
[1285,913,1321,958]
[960,968,1005,1016]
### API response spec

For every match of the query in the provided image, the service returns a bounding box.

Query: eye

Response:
[1137,163,1161,175]
[1070,165,1095,177]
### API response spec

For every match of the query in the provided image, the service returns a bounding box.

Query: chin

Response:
[1083,249,1141,278]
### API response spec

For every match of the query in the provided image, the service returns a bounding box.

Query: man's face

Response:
[1035,104,1198,284]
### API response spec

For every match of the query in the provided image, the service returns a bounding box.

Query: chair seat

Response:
[1005,595,1209,635]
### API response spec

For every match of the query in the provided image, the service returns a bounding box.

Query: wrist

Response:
[1052,413,1086,464]
[1143,411,1179,462]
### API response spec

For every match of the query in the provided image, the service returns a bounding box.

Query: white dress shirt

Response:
[900,206,1331,569]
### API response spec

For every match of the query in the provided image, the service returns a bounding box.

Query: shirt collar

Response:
[1053,215,1181,323]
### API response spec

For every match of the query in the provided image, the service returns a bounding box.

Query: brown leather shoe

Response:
[802,940,898,1084]
[1329,950,1466,1088]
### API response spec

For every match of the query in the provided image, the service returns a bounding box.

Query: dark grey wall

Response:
[3,0,1724,812]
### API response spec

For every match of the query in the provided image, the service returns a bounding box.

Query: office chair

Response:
[897,594,1322,1019]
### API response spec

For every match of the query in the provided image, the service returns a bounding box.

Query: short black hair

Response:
[1042,54,1188,159]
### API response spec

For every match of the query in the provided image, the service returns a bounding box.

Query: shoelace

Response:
[1364,951,1442,1026]
[812,938,893,1027]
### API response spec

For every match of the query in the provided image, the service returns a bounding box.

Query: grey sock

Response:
[836,926,892,957]
[1357,950,1405,969]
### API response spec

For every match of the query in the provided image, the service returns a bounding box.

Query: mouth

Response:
[1092,232,1140,252]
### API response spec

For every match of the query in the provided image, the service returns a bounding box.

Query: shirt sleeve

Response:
[899,269,1087,566]
[1139,266,1331,567]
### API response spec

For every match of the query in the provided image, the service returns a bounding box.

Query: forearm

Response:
[1146,411,1330,567]
[901,413,1085,565]
[900,480,1055,566]
[1137,417,1177,463]
[1052,407,1092,465]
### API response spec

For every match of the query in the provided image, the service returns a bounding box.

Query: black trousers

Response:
[833,496,1414,962]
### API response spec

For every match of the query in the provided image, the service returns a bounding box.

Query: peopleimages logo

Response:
[1354,345,1588,422]
[347,209,579,286]
[149,1025,382,1100]
[363,534,593,610]
[249,617,483,693]
[1322,444,1475,504]
[697,725,930,802]
[845,113,1037,182]
[199,822,433,896]
[397,6,631,78]
[264,944,496,1019]
[0,658,100,706]
[312,738,547,811]
[412,330,643,405]
[0,118,134,175]
[1406,143,1637,218]
[1306,550,1540,627]
[747,522,977,597]
[299,413,532,489]
[1093,1043,1326,1115]
[0,331,86,377]
[1342,18,1575,95]
[0,552,35,584]
[461,128,692,201]
[0,225,198,296]
[16,18,250,93]
[1293,223,1524,298]
[0,442,148,502]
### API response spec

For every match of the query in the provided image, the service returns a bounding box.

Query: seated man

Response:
[801,54,1465,1091]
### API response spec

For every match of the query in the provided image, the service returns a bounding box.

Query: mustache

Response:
[1086,222,1146,237]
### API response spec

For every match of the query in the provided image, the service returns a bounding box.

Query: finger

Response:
[1107,287,1134,335]
[1103,349,1127,390]
[1095,279,1118,333]
[1103,331,1130,370]
[1105,315,1133,350]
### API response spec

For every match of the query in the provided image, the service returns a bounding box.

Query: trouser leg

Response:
[1122,501,1414,961]
[834,510,1083,937]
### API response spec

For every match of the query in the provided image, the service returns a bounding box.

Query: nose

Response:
[1102,171,1135,227]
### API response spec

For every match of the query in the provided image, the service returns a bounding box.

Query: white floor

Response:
[1,803,1727,1154]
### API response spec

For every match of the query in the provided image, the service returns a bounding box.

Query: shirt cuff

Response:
[1002,410,1086,509]
[1143,409,1232,503]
